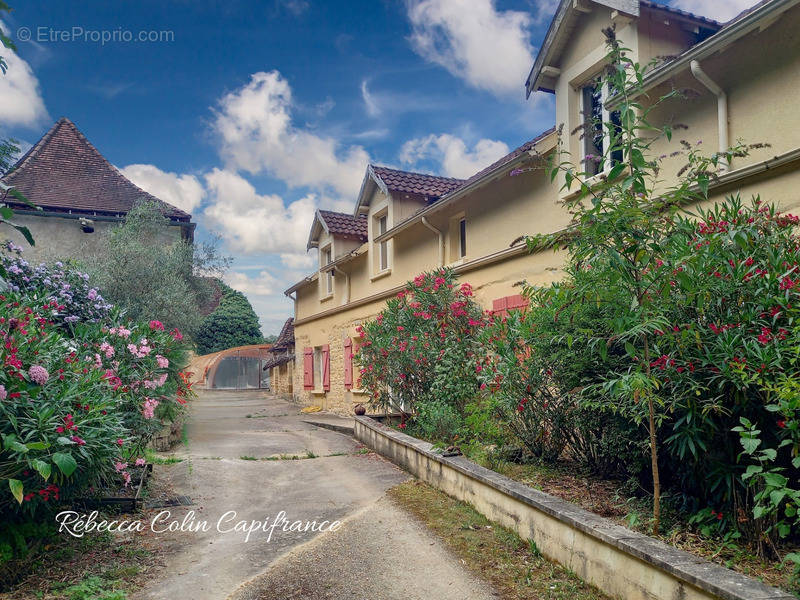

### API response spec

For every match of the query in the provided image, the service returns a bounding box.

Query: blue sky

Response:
[0,0,748,334]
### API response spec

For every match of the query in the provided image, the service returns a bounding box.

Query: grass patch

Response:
[240,455,258,461]
[144,449,182,465]
[57,574,127,600]
[388,480,608,600]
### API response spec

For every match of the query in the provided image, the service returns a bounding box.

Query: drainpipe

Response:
[690,60,729,172]
[421,217,444,267]
[333,266,350,304]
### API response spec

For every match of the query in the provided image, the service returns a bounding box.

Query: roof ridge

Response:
[370,164,465,182]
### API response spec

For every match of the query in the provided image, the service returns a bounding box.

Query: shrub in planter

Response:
[645,197,800,548]
[481,278,648,477]
[355,268,489,442]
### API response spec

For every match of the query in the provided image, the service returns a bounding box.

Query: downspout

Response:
[421,217,444,267]
[333,266,350,304]
[690,60,729,172]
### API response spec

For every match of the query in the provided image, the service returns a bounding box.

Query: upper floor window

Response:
[458,217,467,259]
[581,77,622,177]
[321,246,333,296]
[378,214,388,271]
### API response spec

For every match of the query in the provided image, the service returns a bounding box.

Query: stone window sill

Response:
[370,268,392,282]
[319,292,334,303]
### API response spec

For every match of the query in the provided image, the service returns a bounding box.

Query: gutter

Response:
[607,0,800,108]
[421,217,444,266]
[689,60,728,172]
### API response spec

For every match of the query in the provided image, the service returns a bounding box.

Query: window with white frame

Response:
[377,213,388,271]
[581,77,622,177]
[313,346,323,389]
[322,246,333,296]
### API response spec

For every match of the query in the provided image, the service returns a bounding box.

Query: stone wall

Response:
[270,361,294,399]
[6,212,185,265]
[354,416,794,600]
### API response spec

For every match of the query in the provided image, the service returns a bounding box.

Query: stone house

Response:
[1,117,193,262]
[286,0,800,414]
[264,318,295,399]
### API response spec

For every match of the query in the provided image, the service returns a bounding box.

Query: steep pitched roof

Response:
[370,166,464,198]
[307,209,368,249]
[272,318,295,352]
[1,117,191,221]
[526,0,722,96]
[318,210,368,239]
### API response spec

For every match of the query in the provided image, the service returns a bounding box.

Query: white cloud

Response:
[670,0,755,21]
[225,269,281,297]
[400,133,509,179]
[119,164,205,214]
[213,70,369,197]
[406,0,535,97]
[361,80,381,117]
[203,168,318,259]
[280,252,316,270]
[0,31,49,127]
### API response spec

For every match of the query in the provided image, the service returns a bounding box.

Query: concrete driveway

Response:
[133,390,496,600]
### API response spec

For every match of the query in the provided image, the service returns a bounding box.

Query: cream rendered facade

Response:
[287,0,800,414]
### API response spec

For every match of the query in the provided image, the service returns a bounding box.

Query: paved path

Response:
[133,390,496,600]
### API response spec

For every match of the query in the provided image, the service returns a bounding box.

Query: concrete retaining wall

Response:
[354,416,794,600]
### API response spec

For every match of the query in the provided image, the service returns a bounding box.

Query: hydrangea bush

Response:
[1,242,112,324]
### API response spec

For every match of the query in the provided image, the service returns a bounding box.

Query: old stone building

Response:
[1,117,193,262]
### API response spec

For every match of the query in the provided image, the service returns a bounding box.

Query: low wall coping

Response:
[355,415,794,600]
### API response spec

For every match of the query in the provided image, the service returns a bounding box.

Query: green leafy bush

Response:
[195,282,263,354]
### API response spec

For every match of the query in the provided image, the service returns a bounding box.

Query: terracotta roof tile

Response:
[272,318,295,352]
[318,210,368,241]
[371,165,463,199]
[1,117,191,221]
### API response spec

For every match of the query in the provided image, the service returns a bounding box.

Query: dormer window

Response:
[581,77,622,176]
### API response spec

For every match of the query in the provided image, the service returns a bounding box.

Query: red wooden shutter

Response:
[303,347,314,390]
[492,297,508,317]
[343,337,353,390]
[507,294,529,311]
[322,344,330,391]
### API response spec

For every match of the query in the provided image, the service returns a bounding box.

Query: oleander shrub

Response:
[355,268,490,441]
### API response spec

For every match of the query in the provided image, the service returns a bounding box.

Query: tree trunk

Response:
[642,335,661,535]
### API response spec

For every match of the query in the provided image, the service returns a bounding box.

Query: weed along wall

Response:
[354,416,794,600]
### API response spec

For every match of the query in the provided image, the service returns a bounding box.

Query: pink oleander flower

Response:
[135,457,146,467]
[28,365,49,385]
[110,326,131,339]
[142,397,159,419]
[116,438,124,446]
[99,341,115,358]
[156,354,169,368]
[94,353,103,369]
[0,384,6,401]
[171,328,183,341]
[149,320,165,331]
[156,373,168,387]
[122,471,131,487]
[114,461,128,472]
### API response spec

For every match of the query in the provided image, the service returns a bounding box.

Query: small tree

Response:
[195,282,263,354]
[82,201,229,340]
[523,28,760,534]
